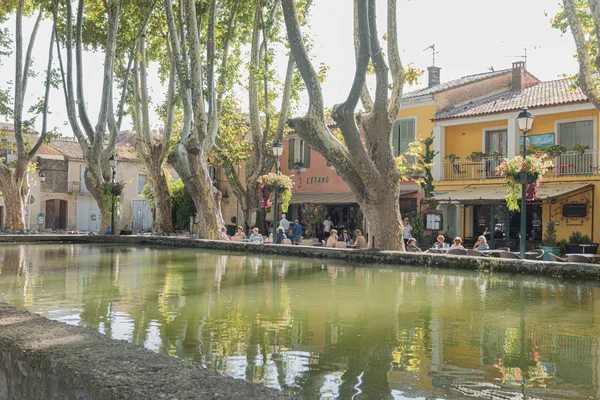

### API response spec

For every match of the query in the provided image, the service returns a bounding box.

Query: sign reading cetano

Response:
[306,176,330,185]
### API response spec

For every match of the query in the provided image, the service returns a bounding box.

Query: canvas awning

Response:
[289,185,419,205]
[434,183,592,204]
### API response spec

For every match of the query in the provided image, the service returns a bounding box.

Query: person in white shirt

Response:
[280,214,290,232]
[322,215,333,237]
[249,228,264,244]
[220,227,230,241]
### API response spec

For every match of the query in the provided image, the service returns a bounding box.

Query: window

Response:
[287,138,311,169]
[137,174,148,195]
[425,213,442,230]
[558,120,593,150]
[485,130,507,155]
[393,119,416,158]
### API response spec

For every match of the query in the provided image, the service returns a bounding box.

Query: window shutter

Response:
[392,122,400,156]
[303,141,311,168]
[288,139,295,169]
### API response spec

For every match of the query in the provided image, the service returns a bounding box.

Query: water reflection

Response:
[0,244,599,399]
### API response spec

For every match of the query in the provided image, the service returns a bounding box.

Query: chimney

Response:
[511,61,525,91]
[427,66,441,87]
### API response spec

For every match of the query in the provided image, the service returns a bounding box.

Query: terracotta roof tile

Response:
[48,138,139,161]
[37,143,63,157]
[433,79,588,120]
[403,69,512,99]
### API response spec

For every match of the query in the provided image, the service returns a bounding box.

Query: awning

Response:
[434,183,592,204]
[289,186,419,205]
[289,192,357,204]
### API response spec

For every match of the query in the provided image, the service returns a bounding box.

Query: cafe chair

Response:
[300,239,314,246]
[498,251,520,259]
[567,254,591,263]
[281,239,292,245]
[335,242,347,249]
[467,249,486,257]
[446,248,468,256]
[496,247,511,251]
[548,253,567,262]
[526,249,544,260]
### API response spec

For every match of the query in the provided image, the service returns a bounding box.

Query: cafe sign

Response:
[306,176,329,185]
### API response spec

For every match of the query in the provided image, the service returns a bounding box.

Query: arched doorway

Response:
[45,199,67,230]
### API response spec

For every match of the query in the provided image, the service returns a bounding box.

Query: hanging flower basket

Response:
[100,181,126,197]
[257,173,294,212]
[496,156,552,211]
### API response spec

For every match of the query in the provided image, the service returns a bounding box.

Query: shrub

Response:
[542,221,557,247]
[560,239,568,256]
[569,231,584,244]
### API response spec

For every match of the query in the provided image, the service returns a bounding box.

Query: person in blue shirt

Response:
[248,228,264,244]
[291,220,303,245]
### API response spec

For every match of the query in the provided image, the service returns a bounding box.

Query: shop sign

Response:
[306,176,329,185]
[563,203,587,218]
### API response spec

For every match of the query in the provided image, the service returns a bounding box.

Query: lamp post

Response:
[109,155,117,235]
[517,108,534,259]
[272,140,284,241]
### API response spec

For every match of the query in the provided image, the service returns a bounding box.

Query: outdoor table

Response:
[579,244,596,254]
[566,253,600,262]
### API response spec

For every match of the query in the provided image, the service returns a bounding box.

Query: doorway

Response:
[45,199,68,230]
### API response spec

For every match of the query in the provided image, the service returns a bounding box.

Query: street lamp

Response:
[272,140,284,241]
[109,155,117,235]
[517,108,534,259]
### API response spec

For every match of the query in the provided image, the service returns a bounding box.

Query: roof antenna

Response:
[503,46,539,68]
[423,44,438,66]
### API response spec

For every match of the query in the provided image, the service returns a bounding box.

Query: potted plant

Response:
[495,155,553,211]
[488,151,503,160]
[541,221,560,261]
[545,144,567,157]
[445,153,459,164]
[573,143,591,154]
[466,151,487,162]
[566,231,598,254]
[257,172,294,212]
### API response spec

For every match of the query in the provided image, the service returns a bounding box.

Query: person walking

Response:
[280,214,290,232]
[402,217,413,247]
[322,215,333,238]
[292,220,303,245]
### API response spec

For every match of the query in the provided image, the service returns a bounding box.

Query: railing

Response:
[548,150,597,176]
[443,157,504,181]
[442,150,599,180]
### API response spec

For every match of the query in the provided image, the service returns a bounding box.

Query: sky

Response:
[0,0,578,135]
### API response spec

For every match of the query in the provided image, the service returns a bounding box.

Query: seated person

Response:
[450,237,464,249]
[354,229,368,249]
[482,227,491,241]
[119,225,133,235]
[406,238,421,252]
[232,226,247,240]
[474,235,489,251]
[326,229,339,247]
[432,235,449,251]
[493,224,505,239]
[292,220,303,245]
[339,230,351,244]
[248,228,264,244]
[219,227,230,241]
[276,226,288,244]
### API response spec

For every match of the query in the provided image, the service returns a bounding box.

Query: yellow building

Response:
[399,62,598,246]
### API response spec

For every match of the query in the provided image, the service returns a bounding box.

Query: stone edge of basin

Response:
[0,302,288,400]
[0,234,598,281]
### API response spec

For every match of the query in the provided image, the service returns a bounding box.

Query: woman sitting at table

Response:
[432,235,449,251]
[276,226,288,244]
[339,230,352,245]
[232,226,246,241]
[354,229,368,249]
[473,235,489,251]
[451,237,465,249]
[406,238,422,252]
[249,228,264,244]
[326,229,339,247]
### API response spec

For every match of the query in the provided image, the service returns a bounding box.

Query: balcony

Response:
[441,150,600,181]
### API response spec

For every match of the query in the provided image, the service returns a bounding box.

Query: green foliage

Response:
[560,238,568,255]
[444,153,458,161]
[100,181,126,223]
[418,133,438,199]
[544,144,567,156]
[466,151,487,161]
[543,221,557,247]
[171,179,196,231]
[301,203,326,238]
[410,214,424,242]
[568,231,592,244]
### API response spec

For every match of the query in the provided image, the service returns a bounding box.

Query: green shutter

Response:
[392,122,400,156]
[288,139,295,169]
[303,141,311,168]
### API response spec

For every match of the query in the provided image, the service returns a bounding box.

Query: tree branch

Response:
[353,0,373,112]
[273,53,295,142]
[19,9,43,115]
[387,0,405,119]
[367,0,389,113]
[159,43,176,161]
[216,0,241,114]
[564,0,600,109]
[248,4,263,146]
[75,0,96,143]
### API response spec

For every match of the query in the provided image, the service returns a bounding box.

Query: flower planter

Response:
[584,243,599,254]
[541,246,560,261]
[566,244,582,254]
[470,156,482,162]
[514,172,538,185]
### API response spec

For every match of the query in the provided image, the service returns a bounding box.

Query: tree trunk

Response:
[169,143,223,239]
[357,182,405,250]
[3,182,26,231]
[147,163,173,233]
[83,162,109,231]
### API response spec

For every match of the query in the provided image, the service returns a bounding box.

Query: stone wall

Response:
[0,235,597,281]
[0,303,285,399]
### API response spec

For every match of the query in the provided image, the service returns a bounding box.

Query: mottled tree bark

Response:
[281,0,406,250]
[1,2,54,230]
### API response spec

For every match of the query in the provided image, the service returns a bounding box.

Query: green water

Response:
[0,244,599,399]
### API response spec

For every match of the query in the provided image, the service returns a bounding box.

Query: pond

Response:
[0,244,599,399]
